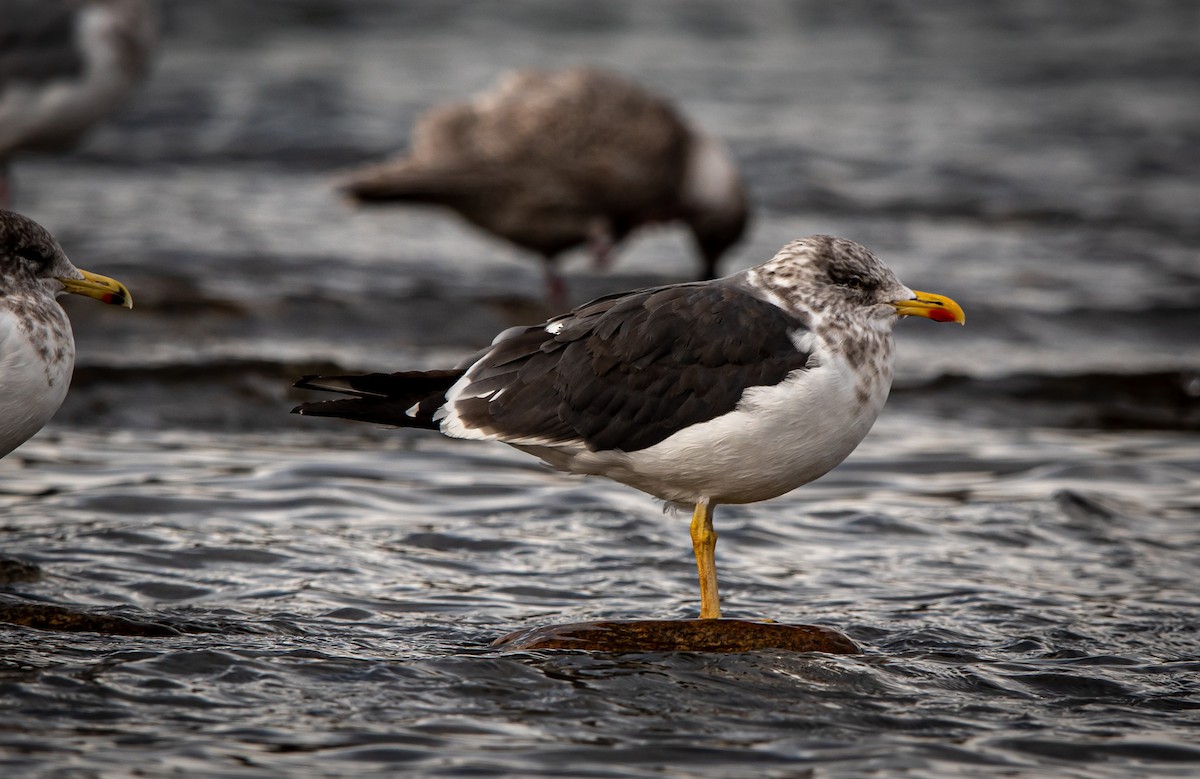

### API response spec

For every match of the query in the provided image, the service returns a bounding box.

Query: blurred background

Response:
[7,0,1194,431]
[3,2,1200,777]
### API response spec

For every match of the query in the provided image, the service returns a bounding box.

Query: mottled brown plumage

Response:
[340,67,748,305]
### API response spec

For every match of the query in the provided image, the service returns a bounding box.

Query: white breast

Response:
[525,345,894,506]
[0,307,75,457]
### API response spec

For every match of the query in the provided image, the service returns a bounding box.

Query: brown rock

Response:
[0,557,41,585]
[0,603,180,637]
[493,618,859,654]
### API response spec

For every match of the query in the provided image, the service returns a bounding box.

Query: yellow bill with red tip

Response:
[891,290,964,324]
[58,269,134,309]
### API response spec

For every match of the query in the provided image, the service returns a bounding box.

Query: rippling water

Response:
[3,0,1200,777]
[3,423,1199,777]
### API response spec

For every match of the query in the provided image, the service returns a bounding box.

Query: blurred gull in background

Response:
[339,66,749,309]
[0,0,156,207]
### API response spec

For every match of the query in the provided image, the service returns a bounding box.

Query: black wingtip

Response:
[289,370,463,428]
[290,400,356,419]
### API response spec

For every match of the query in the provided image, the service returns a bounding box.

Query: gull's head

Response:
[681,133,750,279]
[0,210,133,309]
[753,235,964,328]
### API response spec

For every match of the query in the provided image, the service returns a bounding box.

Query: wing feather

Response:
[446,282,814,452]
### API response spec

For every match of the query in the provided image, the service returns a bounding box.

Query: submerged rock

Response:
[0,557,41,585]
[493,618,859,654]
[0,602,180,637]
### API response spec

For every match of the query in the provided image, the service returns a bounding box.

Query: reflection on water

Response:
[2,422,1198,776]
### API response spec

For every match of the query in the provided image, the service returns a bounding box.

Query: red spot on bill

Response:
[927,307,958,323]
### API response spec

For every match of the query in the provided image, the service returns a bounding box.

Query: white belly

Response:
[520,353,893,505]
[0,308,75,457]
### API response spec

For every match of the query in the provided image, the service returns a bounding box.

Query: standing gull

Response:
[293,236,964,619]
[339,67,748,307]
[0,210,132,457]
[0,0,157,207]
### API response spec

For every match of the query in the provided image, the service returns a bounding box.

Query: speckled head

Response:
[0,210,74,290]
[0,210,132,308]
[743,234,964,411]
[748,235,911,325]
[748,234,964,330]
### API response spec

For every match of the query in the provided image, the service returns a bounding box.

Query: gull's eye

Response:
[15,246,52,273]
[830,271,865,291]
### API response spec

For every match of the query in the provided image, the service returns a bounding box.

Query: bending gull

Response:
[340,66,748,308]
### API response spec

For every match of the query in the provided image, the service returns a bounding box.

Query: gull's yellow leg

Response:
[690,501,721,619]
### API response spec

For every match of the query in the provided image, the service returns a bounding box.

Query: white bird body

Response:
[0,209,132,457]
[519,345,892,506]
[0,303,74,457]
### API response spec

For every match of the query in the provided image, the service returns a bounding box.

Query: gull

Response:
[0,209,132,457]
[339,66,748,308]
[0,0,157,207]
[293,235,964,619]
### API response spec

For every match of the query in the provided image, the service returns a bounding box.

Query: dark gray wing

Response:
[451,282,814,453]
[0,1,84,87]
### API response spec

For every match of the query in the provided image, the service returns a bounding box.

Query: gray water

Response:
[3,1,1200,777]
